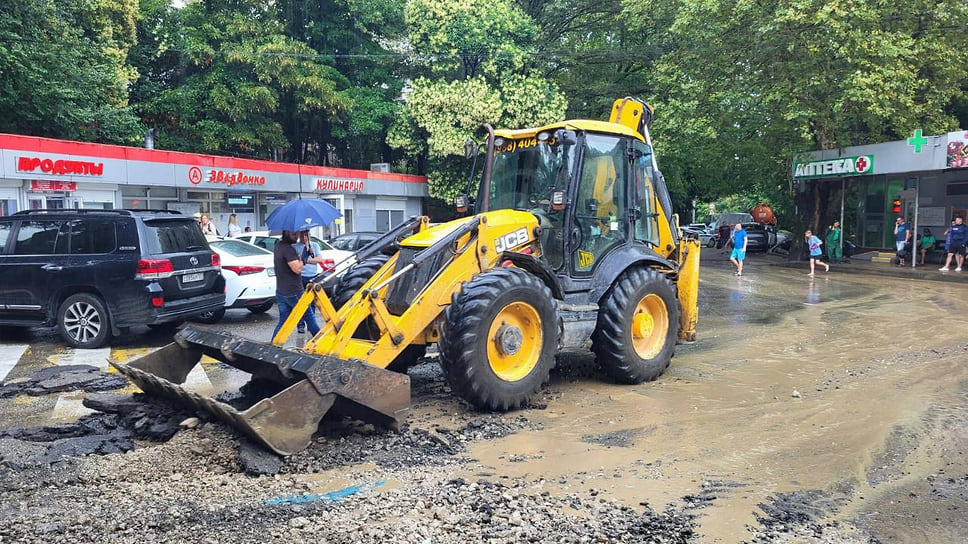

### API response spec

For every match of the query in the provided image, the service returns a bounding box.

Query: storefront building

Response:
[793,129,968,249]
[0,134,428,237]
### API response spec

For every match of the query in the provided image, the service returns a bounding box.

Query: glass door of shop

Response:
[29,195,79,210]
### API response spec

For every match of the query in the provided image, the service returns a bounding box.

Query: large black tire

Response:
[58,293,112,349]
[592,267,679,384]
[331,254,391,309]
[439,267,559,411]
[191,308,226,324]
[330,254,424,372]
[247,301,274,314]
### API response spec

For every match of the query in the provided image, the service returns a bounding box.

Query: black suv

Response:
[0,209,225,348]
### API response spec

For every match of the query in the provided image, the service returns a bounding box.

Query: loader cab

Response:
[478,123,666,283]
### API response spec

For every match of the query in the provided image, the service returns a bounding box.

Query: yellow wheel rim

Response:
[631,293,669,359]
[486,301,543,382]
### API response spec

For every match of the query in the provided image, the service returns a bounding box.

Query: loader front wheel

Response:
[440,267,558,411]
[593,267,679,384]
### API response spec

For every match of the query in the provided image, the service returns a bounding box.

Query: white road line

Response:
[51,348,112,372]
[50,391,97,423]
[182,364,215,396]
[0,344,30,383]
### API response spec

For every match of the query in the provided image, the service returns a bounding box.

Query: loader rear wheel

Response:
[330,254,424,372]
[439,267,558,411]
[592,267,678,384]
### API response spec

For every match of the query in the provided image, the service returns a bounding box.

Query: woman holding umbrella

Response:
[265,199,341,342]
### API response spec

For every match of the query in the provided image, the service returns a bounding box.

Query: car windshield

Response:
[210,239,270,257]
[142,219,208,254]
[312,237,334,250]
[486,136,573,211]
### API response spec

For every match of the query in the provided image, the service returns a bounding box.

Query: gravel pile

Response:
[0,421,700,544]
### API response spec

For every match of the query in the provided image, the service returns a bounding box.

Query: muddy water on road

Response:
[462,267,968,542]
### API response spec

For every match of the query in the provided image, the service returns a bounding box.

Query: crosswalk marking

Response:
[183,363,215,396]
[50,391,96,423]
[49,347,112,372]
[0,344,30,383]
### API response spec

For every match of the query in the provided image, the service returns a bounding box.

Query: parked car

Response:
[193,238,276,323]
[742,223,773,252]
[0,209,224,348]
[234,230,354,275]
[682,223,714,246]
[328,231,382,252]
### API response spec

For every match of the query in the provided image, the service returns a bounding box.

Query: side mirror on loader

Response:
[554,129,577,146]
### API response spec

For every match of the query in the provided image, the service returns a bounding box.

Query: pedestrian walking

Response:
[292,230,325,334]
[940,217,967,272]
[805,230,829,277]
[730,223,748,276]
[272,230,318,340]
[893,216,911,266]
[825,221,842,263]
[226,214,241,237]
[918,228,935,265]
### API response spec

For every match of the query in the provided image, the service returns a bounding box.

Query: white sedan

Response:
[192,238,276,323]
[233,230,355,277]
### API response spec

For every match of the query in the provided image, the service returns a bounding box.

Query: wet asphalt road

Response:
[1,252,967,543]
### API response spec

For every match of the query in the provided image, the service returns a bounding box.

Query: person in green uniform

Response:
[825,220,842,264]
[918,228,935,266]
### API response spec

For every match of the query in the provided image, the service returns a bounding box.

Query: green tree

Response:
[623,0,968,234]
[134,0,350,160]
[0,0,142,143]
[390,0,567,201]
[277,0,407,166]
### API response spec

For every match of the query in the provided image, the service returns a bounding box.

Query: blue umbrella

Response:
[265,199,341,233]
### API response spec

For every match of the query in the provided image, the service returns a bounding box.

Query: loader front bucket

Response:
[109,327,410,455]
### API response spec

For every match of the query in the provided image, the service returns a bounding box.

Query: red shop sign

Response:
[315,178,364,192]
[31,180,77,192]
[17,156,104,177]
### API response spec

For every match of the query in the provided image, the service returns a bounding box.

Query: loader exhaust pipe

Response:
[110,327,410,456]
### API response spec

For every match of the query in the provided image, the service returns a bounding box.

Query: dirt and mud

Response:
[0,257,966,543]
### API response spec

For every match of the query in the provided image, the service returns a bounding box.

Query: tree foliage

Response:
[390,0,567,200]
[622,0,968,227]
[0,0,142,143]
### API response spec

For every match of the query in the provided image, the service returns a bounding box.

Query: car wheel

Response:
[247,302,274,314]
[191,308,226,324]
[58,293,112,349]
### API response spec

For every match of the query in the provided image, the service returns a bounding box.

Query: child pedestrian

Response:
[805,230,829,277]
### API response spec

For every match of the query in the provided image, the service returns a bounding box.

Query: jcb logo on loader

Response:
[494,228,530,253]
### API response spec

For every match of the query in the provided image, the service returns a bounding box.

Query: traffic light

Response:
[892,198,901,213]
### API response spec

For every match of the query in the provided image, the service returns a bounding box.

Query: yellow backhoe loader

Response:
[112,97,701,455]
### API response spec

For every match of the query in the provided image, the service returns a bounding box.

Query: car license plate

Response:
[267,267,275,277]
[181,272,204,284]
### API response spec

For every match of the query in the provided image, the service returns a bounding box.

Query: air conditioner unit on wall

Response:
[370,163,390,173]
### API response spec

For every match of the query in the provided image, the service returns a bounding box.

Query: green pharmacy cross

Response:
[907,129,928,153]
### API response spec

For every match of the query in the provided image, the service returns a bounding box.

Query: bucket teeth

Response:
[110,326,410,455]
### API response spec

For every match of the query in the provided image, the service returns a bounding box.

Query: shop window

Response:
[946,183,968,196]
[376,210,404,232]
[14,221,67,255]
[343,209,353,233]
